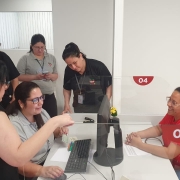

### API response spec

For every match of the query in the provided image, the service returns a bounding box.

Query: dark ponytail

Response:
[62,42,86,60]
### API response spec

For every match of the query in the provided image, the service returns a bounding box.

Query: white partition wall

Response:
[114,0,180,116]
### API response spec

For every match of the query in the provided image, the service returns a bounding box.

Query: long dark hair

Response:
[0,60,8,87]
[28,34,47,53]
[6,82,45,129]
[62,42,86,60]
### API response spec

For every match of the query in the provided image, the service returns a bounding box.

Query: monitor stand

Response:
[93,117,123,166]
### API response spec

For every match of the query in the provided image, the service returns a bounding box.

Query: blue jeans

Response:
[175,170,180,179]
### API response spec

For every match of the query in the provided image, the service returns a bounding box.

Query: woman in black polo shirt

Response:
[0,51,20,109]
[62,42,112,113]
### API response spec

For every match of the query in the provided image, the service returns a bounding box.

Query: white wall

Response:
[52,0,114,113]
[114,0,180,116]
[0,13,19,49]
[18,12,53,49]
[0,12,53,49]
[0,0,52,11]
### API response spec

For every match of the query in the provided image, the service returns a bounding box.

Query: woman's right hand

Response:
[56,113,74,127]
[39,166,63,179]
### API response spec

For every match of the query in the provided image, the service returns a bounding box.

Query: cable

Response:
[88,161,108,180]
[67,173,86,180]
[105,149,115,180]
[145,137,163,146]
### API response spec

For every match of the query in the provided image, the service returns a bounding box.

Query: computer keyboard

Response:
[64,139,91,173]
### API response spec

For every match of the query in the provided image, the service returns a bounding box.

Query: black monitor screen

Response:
[93,95,123,166]
[95,95,110,157]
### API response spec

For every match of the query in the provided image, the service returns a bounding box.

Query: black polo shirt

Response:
[0,51,20,109]
[63,58,112,94]
[63,58,112,113]
[0,51,20,81]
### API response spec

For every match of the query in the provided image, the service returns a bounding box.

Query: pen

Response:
[70,142,74,151]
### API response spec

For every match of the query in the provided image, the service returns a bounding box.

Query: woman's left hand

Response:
[59,127,69,136]
[44,73,51,80]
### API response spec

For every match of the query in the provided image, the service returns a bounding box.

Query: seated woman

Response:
[125,87,180,180]
[0,60,73,180]
[6,81,68,180]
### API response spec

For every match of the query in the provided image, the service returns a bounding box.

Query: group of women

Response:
[0,33,112,179]
[1,33,180,179]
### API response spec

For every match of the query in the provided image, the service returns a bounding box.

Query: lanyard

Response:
[36,58,45,72]
[75,73,86,94]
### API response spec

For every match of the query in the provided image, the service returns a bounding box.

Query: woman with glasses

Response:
[6,81,69,180]
[125,87,180,179]
[17,34,58,117]
[0,61,74,180]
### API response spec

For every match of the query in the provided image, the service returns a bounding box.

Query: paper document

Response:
[123,143,151,156]
[50,148,70,162]
[50,148,96,162]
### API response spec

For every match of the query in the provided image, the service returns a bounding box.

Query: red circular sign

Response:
[133,76,154,86]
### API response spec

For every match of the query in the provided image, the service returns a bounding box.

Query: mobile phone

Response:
[42,71,49,74]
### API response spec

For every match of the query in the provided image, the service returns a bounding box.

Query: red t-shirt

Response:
[159,114,180,166]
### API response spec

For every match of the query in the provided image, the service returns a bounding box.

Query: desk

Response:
[38,114,178,180]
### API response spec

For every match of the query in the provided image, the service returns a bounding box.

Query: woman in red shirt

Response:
[126,87,180,179]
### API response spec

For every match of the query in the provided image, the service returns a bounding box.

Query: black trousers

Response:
[42,93,57,117]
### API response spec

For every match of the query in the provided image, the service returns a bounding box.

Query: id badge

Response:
[78,94,84,104]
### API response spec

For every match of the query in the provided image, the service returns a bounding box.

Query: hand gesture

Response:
[55,113,74,128]
[62,104,72,114]
[39,166,63,179]
[125,132,142,148]
[59,127,69,136]
[36,73,44,80]
[44,72,51,80]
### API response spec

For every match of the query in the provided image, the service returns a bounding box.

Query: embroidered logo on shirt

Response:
[89,79,95,85]
[48,63,52,66]
[173,129,180,138]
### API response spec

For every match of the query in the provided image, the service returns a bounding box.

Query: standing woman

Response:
[62,42,112,113]
[17,34,58,117]
[0,60,74,180]
[0,51,19,109]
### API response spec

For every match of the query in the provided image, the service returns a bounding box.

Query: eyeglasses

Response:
[33,46,45,50]
[166,97,180,107]
[27,95,45,104]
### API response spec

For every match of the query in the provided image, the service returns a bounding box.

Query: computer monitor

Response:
[93,95,123,166]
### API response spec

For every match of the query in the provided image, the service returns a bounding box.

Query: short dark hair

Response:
[6,82,45,129]
[62,42,86,60]
[0,60,8,87]
[175,87,180,93]
[29,34,46,53]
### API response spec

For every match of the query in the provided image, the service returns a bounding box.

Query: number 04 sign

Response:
[133,76,154,86]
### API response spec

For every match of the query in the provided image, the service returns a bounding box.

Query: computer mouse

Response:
[54,173,67,180]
